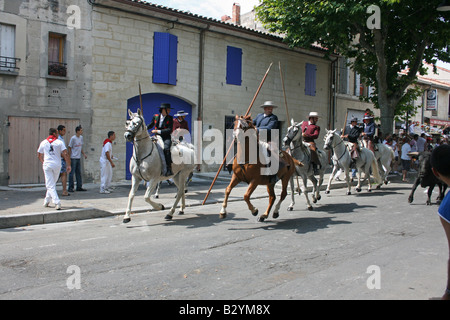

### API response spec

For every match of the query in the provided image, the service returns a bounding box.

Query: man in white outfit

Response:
[100,131,116,194]
[37,128,71,210]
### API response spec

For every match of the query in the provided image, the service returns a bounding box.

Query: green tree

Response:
[257,0,450,134]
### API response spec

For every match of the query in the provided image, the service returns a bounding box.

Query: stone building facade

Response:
[1,0,365,186]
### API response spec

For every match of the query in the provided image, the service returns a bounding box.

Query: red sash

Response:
[103,139,112,147]
[46,135,58,144]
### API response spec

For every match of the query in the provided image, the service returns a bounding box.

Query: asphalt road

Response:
[0,181,447,301]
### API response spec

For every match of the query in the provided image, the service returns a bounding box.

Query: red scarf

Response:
[46,135,58,144]
[103,139,112,147]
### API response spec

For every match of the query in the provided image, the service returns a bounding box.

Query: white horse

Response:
[323,129,382,194]
[282,120,328,211]
[124,109,195,223]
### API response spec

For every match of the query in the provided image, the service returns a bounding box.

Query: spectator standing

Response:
[416,133,427,152]
[400,137,413,182]
[68,125,87,192]
[37,128,71,210]
[100,131,116,194]
[57,125,69,196]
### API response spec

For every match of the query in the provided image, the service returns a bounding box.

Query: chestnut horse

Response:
[220,115,302,222]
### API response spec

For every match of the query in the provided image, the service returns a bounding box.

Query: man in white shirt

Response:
[68,125,87,192]
[416,133,427,152]
[401,138,414,182]
[100,131,116,194]
[37,128,71,210]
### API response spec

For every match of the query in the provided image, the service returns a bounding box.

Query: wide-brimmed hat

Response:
[350,117,358,122]
[260,101,278,108]
[174,110,189,117]
[309,111,319,118]
[159,103,171,112]
[363,115,373,120]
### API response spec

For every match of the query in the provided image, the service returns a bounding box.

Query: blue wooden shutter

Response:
[153,32,178,85]
[305,63,317,96]
[226,46,242,85]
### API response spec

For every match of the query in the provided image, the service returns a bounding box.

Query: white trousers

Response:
[100,160,112,192]
[43,164,61,205]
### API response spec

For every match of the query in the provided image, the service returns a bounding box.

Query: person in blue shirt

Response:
[253,101,280,183]
[253,101,279,142]
[431,144,450,300]
[362,115,376,153]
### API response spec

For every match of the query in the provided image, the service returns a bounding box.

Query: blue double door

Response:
[126,93,192,180]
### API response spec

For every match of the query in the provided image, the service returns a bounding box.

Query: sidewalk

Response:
[0,170,406,229]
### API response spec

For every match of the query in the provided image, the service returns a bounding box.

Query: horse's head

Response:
[233,115,255,137]
[124,109,146,142]
[282,119,303,148]
[233,115,254,131]
[323,129,337,150]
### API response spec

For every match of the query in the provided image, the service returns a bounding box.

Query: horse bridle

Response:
[325,133,346,162]
[126,114,154,181]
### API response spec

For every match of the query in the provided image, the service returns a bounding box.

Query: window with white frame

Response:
[0,23,18,72]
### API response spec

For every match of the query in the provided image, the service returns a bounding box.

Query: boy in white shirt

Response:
[100,131,116,194]
[37,128,71,210]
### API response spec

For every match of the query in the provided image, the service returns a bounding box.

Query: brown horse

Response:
[220,115,303,222]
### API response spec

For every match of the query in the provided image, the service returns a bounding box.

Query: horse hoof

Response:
[160,205,165,210]
[367,189,372,192]
[258,216,266,222]
[251,209,259,217]
[347,191,351,195]
[287,207,293,211]
[376,185,381,190]
[123,218,131,224]
[313,198,317,204]
[178,211,184,215]
[164,214,173,220]
[273,212,279,219]
[307,206,313,211]
[325,190,330,194]
[317,195,321,201]
[219,213,227,219]
[356,188,361,193]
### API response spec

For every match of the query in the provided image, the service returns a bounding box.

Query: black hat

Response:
[159,103,171,112]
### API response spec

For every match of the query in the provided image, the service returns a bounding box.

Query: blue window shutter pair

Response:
[305,63,317,96]
[153,32,178,85]
[226,46,242,86]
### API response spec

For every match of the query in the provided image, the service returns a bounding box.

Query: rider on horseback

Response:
[147,103,174,176]
[362,114,376,154]
[253,101,280,184]
[342,117,362,166]
[301,112,321,175]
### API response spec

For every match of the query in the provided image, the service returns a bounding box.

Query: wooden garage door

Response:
[8,117,80,185]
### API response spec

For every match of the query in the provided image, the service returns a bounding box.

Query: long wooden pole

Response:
[202,62,273,205]
[279,62,301,192]
[138,82,144,114]
[279,61,290,121]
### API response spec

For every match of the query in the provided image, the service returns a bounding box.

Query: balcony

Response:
[0,56,20,73]
[48,61,67,77]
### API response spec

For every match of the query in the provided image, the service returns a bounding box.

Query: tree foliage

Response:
[256,0,450,133]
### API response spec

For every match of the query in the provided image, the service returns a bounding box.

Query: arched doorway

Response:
[126,93,193,180]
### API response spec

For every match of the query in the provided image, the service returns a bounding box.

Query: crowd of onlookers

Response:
[381,131,449,181]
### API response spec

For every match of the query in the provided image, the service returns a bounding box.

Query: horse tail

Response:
[371,155,382,185]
